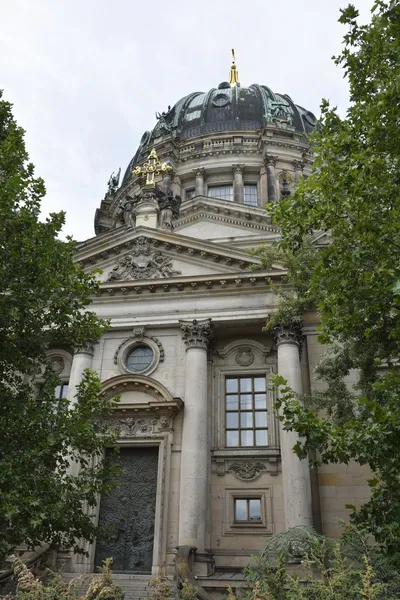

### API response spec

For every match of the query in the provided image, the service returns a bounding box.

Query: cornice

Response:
[76,227,265,271]
[95,270,287,300]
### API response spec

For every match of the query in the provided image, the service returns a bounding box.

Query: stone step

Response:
[61,572,174,600]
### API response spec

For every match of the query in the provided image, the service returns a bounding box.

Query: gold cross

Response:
[132,148,173,186]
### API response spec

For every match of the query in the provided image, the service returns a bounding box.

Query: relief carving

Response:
[109,417,157,438]
[107,250,181,281]
[235,347,254,366]
[228,462,266,481]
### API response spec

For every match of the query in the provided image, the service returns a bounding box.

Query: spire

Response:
[229,48,240,87]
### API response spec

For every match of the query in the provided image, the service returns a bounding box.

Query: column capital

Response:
[292,159,305,172]
[192,168,207,180]
[264,155,278,167]
[232,163,245,175]
[179,318,212,350]
[74,344,95,357]
[273,321,303,348]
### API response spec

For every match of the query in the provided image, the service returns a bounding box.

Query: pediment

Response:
[76,226,281,282]
[175,197,279,241]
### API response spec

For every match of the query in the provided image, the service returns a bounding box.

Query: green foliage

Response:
[149,568,172,600]
[0,90,119,558]
[237,528,395,600]
[0,557,124,600]
[250,240,318,330]
[262,1,400,547]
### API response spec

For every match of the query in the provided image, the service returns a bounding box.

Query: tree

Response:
[0,91,119,560]
[258,1,400,547]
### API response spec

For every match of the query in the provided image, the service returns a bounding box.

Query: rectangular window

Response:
[225,375,268,447]
[244,184,258,206]
[234,498,262,522]
[207,185,233,202]
[185,188,196,200]
[55,383,69,400]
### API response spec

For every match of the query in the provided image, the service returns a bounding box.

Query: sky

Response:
[1,0,374,242]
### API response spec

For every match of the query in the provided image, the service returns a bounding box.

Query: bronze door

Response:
[94,446,159,573]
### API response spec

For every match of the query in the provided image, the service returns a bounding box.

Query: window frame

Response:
[207,184,234,202]
[185,188,196,201]
[224,488,273,535]
[225,374,269,449]
[243,183,259,207]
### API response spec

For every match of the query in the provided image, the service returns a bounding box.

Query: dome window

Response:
[207,185,233,202]
[244,184,258,207]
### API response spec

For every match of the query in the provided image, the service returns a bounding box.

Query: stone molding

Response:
[179,318,212,350]
[113,328,165,376]
[100,271,283,298]
[273,321,303,347]
[235,347,254,366]
[100,373,183,414]
[46,349,73,377]
[217,339,272,361]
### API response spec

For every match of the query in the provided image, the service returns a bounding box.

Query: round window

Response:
[126,345,154,373]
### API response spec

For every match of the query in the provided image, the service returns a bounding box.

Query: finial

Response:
[229,48,239,87]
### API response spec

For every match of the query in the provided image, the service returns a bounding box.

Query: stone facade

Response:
[55,77,370,578]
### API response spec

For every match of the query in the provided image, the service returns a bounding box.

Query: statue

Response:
[123,199,136,229]
[265,99,293,125]
[107,167,121,196]
[156,188,181,231]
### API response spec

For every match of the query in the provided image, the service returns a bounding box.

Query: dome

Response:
[122,83,317,184]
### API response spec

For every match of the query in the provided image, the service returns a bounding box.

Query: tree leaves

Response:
[264,1,400,548]
[0,91,119,559]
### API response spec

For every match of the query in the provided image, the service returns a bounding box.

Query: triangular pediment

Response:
[76,226,285,283]
[174,196,280,242]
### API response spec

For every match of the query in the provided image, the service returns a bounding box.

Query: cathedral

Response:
[55,55,370,591]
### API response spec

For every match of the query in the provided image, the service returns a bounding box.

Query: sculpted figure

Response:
[123,200,136,229]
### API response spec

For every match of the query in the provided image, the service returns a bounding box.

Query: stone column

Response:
[67,345,94,407]
[162,171,173,194]
[292,160,305,184]
[232,164,245,204]
[193,168,206,196]
[259,165,268,206]
[274,323,313,529]
[265,155,278,202]
[178,319,212,551]
[172,174,182,198]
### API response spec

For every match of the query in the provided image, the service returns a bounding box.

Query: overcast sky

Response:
[1,0,374,241]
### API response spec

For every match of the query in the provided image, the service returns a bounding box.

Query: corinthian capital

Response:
[273,321,303,348]
[264,155,278,168]
[232,164,245,175]
[292,160,305,172]
[179,318,212,350]
[193,168,207,180]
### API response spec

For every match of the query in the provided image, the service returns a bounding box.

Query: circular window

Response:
[126,345,154,373]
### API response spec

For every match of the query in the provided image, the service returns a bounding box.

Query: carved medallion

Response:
[235,347,254,366]
[50,356,64,374]
[228,462,266,481]
[108,251,181,281]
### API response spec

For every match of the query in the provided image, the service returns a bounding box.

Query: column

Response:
[232,164,245,204]
[265,155,278,202]
[172,174,182,198]
[162,171,173,194]
[178,318,212,551]
[273,323,313,529]
[292,160,304,184]
[67,345,94,408]
[259,165,268,206]
[193,168,206,196]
